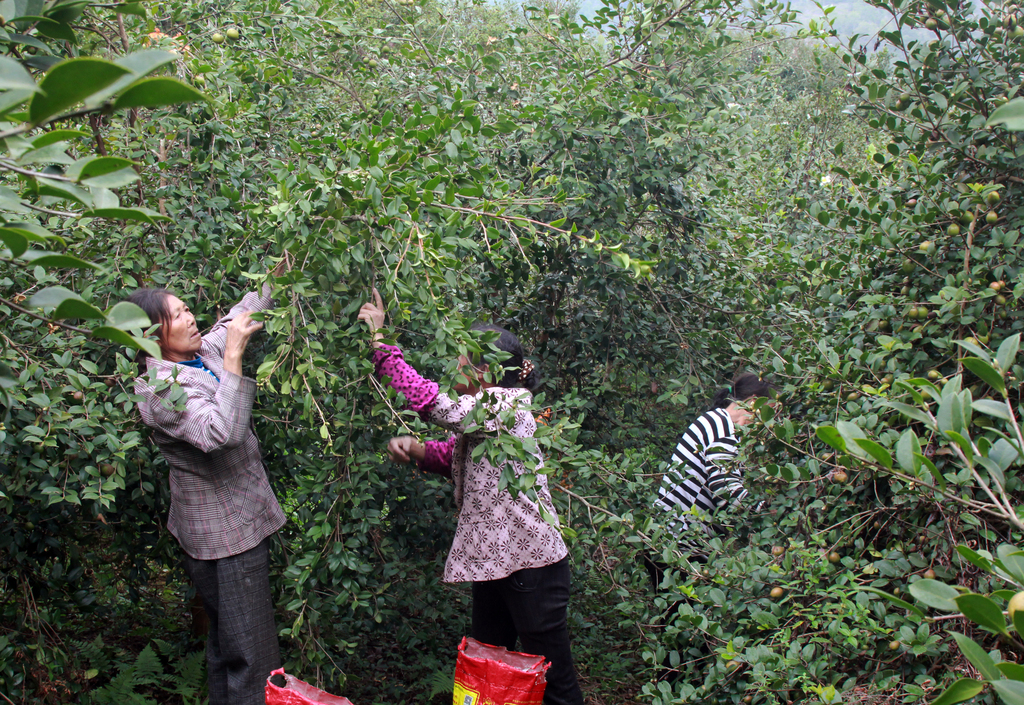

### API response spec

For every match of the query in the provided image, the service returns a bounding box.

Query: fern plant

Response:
[81,639,205,705]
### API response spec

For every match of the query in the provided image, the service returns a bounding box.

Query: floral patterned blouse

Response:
[373,345,568,583]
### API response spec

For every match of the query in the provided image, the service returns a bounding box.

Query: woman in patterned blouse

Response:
[358,290,584,705]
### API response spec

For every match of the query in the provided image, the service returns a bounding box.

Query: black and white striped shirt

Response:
[656,408,746,536]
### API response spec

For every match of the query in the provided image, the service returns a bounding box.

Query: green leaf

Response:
[29,285,81,309]
[65,156,136,182]
[35,177,91,206]
[963,357,1006,395]
[957,338,993,362]
[91,325,160,358]
[859,586,926,618]
[0,185,29,212]
[110,77,207,110]
[105,301,150,330]
[880,400,935,427]
[896,429,922,474]
[31,128,90,148]
[84,207,170,225]
[815,425,845,452]
[0,88,34,115]
[28,58,130,125]
[16,141,76,166]
[931,679,985,705]
[81,166,139,190]
[957,546,994,573]
[908,578,959,612]
[951,632,1002,681]
[999,663,1024,682]
[854,438,892,468]
[0,55,40,92]
[916,452,946,489]
[988,97,1024,130]
[974,399,1011,421]
[956,593,1009,635]
[998,334,1021,374]
[21,252,100,270]
[990,439,1021,473]
[85,49,179,107]
[54,297,104,320]
[0,227,27,256]
[945,430,974,459]
[35,18,75,42]
[991,679,1024,705]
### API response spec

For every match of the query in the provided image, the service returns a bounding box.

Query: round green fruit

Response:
[988,210,999,224]
[927,369,941,380]
[926,18,938,29]
[368,58,379,68]
[960,211,975,225]
[226,27,240,40]
[211,32,225,44]
[919,240,934,253]
[828,551,841,563]
[889,640,901,651]
[101,464,115,477]
[996,294,1008,306]
[822,379,834,390]
[902,259,917,274]
[833,470,849,484]
[846,392,860,401]
[770,586,784,599]
[771,545,785,557]
[1014,25,1024,37]
[947,223,960,237]
[194,74,206,85]
[1008,591,1024,620]
[923,568,937,580]
[726,660,740,671]
[988,190,1002,205]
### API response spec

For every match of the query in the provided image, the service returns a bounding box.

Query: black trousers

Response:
[471,556,585,705]
[182,538,281,705]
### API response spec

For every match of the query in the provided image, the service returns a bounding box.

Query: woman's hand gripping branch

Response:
[357,288,386,348]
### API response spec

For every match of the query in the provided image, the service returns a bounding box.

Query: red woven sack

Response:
[265,668,354,705]
[452,637,549,705]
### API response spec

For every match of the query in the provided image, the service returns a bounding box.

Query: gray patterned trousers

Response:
[183,537,281,705]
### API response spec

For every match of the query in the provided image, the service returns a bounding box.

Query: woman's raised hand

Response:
[387,436,425,465]
[223,312,264,376]
[357,288,386,346]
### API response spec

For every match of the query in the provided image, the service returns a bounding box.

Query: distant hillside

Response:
[576,0,912,41]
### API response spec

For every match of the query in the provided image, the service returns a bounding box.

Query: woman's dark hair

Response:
[469,322,541,392]
[709,372,774,409]
[126,288,173,361]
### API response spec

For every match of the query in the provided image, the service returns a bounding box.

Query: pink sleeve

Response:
[418,436,455,478]
[372,344,440,417]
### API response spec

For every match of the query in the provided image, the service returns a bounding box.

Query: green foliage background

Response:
[3,0,1024,703]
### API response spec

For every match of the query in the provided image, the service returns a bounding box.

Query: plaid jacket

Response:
[136,285,286,560]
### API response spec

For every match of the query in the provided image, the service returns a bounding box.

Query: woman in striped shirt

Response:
[650,373,774,581]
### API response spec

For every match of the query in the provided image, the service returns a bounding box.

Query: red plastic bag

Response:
[265,668,354,705]
[453,637,549,705]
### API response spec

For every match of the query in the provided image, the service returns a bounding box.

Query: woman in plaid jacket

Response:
[129,275,285,705]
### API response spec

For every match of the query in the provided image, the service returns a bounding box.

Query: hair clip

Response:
[518,359,535,382]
